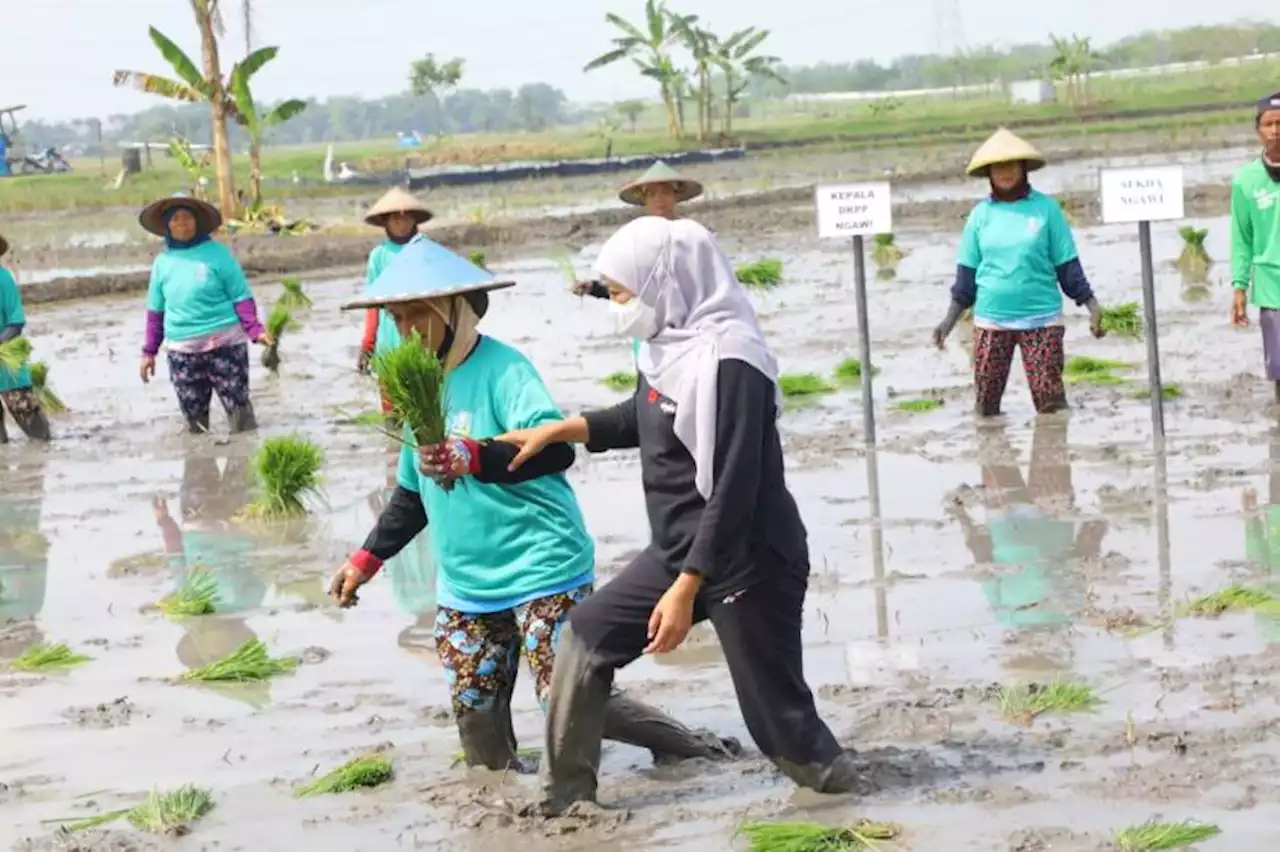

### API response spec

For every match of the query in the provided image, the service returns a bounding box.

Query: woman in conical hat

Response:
[328,236,737,773]
[0,232,52,443]
[932,128,1108,417]
[357,187,434,412]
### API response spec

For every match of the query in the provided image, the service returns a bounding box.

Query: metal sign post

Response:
[1099,165,1185,454]
[814,181,893,446]
[866,445,888,640]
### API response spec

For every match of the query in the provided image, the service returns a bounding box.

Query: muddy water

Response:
[3,218,1276,850]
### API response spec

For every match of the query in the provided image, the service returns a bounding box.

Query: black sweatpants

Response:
[568,549,844,771]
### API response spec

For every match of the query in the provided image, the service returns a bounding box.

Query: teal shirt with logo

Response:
[958,190,1078,324]
[366,242,406,356]
[395,336,594,613]
[0,267,31,393]
[145,241,254,343]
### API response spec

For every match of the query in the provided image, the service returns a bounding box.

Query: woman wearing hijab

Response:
[498,216,862,815]
[932,128,1106,417]
[0,233,51,443]
[138,195,272,434]
[327,236,735,773]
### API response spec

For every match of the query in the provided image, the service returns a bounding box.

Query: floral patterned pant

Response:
[0,388,50,441]
[167,344,251,425]
[433,583,592,717]
[972,326,1066,417]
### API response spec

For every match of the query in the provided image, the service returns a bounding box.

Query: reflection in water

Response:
[844,448,904,684]
[0,452,50,652]
[1244,427,1280,642]
[948,417,1107,673]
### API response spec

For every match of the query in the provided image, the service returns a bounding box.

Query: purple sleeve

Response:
[143,310,164,356]
[234,298,265,342]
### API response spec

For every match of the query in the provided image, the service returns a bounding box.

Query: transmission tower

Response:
[930,0,967,58]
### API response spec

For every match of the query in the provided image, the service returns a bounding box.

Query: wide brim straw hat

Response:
[364,186,434,227]
[341,234,513,318]
[965,127,1047,178]
[139,194,223,237]
[0,234,7,258]
[618,160,704,206]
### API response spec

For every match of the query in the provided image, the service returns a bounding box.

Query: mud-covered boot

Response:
[227,403,258,434]
[186,412,211,435]
[538,623,612,816]
[20,409,52,442]
[455,676,521,772]
[605,691,740,765]
[774,749,868,795]
[0,409,8,444]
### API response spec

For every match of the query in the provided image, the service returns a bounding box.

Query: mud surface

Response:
[1,208,1272,850]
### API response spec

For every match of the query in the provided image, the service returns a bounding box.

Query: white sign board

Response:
[815,182,892,238]
[1099,166,1185,225]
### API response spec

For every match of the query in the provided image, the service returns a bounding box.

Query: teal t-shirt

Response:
[0,267,32,393]
[958,190,1078,324]
[366,242,406,356]
[395,336,594,613]
[146,240,253,343]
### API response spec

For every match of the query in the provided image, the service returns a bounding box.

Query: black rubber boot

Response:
[20,409,52,442]
[186,412,211,435]
[773,749,868,794]
[227,404,258,434]
[605,692,740,765]
[0,409,8,444]
[539,623,612,816]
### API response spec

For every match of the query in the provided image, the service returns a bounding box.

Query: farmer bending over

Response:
[0,233,51,443]
[328,236,736,772]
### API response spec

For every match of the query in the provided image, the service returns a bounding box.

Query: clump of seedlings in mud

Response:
[29,362,67,414]
[1064,355,1132,386]
[600,370,637,391]
[1178,584,1274,617]
[276,276,312,311]
[0,335,32,372]
[261,302,298,372]
[180,637,298,682]
[1100,302,1142,338]
[468,249,488,270]
[58,785,216,836]
[1176,227,1211,281]
[1130,383,1183,401]
[871,233,904,267]
[997,680,1102,726]
[833,357,878,384]
[155,566,218,617]
[894,397,942,413]
[242,434,324,519]
[1114,819,1221,851]
[779,372,835,399]
[295,754,394,797]
[11,642,92,672]
[736,817,900,851]
[735,258,783,289]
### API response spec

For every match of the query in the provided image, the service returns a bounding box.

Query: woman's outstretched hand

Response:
[140,354,156,384]
[493,425,558,471]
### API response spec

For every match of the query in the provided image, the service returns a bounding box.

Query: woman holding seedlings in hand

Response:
[137,195,272,434]
[0,233,51,443]
[932,129,1106,417]
[328,237,736,773]
[499,216,864,815]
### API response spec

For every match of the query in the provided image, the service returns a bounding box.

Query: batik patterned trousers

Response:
[972,326,1067,417]
[167,344,251,426]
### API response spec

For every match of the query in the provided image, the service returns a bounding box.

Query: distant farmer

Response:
[0,233,51,443]
[1229,92,1280,403]
[357,188,434,411]
[932,128,1106,417]
[138,195,272,434]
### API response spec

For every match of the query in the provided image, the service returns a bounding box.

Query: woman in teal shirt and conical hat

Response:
[0,233,52,444]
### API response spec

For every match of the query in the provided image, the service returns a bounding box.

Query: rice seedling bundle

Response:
[998,680,1102,725]
[1130,383,1183,401]
[11,642,92,672]
[156,566,219,617]
[895,398,942,413]
[0,336,32,373]
[180,637,298,682]
[260,302,297,371]
[737,818,900,851]
[1178,584,1272,617]
[1114,819,1221,851]
[28,361,67,413]
[736,258,783,289]
[601,370,637,391]
[833,358,879,383]
[779,373,835,398]
[1176,227,1211,279]
[127,785,215,835]
[468,250,488,270]
[295,754,395,796]
[276,276,312,310]
[1064,355,1132,386]
[371,331,447,446]
[242,434,324,519]
[871,233,904,267]
[1101,302,1142,338]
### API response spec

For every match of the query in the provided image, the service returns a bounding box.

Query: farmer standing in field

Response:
[328,236,736,773]
[1229,93,1280,403]
[932,128,1106,417]
[137,195,273,434]
[0,234,51,443]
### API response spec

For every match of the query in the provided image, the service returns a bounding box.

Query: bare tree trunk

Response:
[196,2,237,218]
[722,72,736,137]
[662,85,679,137]
[250,136,262,208]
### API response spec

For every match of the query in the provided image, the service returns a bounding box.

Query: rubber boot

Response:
[539,623,612,816]
[773,749,868,794]
[0,408,8,444]
[455,674,521,772]
[227,403,258,434]
[20,409,52,442]
[186,412,211,435]
[604,692,740,764]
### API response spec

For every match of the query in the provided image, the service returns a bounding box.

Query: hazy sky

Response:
[8,0,1276,121]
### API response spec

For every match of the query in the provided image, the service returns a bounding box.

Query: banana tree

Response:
[1049,33,1095,104]
[227,48,307,209]
[584,0,683,137]
[669,14,715,140]
[713,27,785,137]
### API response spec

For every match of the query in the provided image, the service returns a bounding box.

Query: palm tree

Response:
[669,14,716,140]
[713,27,785,137]
[584,0,684,137]
[227,50,307,210]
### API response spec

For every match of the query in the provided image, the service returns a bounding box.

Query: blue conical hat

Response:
[341,234,514,312]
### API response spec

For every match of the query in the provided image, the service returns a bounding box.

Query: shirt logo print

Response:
[1025,216,1044,236]
[448,411,473,438]
[194,263,209,283]
[1255,188,1277,210]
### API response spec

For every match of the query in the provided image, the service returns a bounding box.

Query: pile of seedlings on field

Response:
[1130,383,1184,401]
[260,302,298,372]
[155,567,218,617]
[997,680,1103,726]
[871,233,904,267]
[276,276,312,310]
[1178,584,1274,617]
[833,357,879,384]
[10,642,92,672]
[779,372,835,399]
[241,435,324,520]
[736,818,901,851]
[600,370,637,391]
[295,754,394,797]
[736,258,783,289]
[1176,227,1211,281]
[0,335,32,373]
[895,398,943,413]
[1100,302,1142,338]
[1114,819,1221,851]
[53,785,216,837]
[179,637,298,683]
[29,362,67,413]
[1064,355,1132,386]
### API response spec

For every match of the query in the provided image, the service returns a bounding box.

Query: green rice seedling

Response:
[155,567,218,617]
[0,336,32,373]
[1176,227,1211,280]
[779,373,835,398]
[833,358,879,383]
[126,785,215,835]
[1114,819,1221,851]
[28,361,67,414]
[895,398,942,413]
[875,266,897,281]
[1178,584,1273,617]
[736,818,900,851]
[468,250,488,270]
[277,276,312,310]
[735,258,783,289]
[11,642,92,672]
[371,331,447,446]
[295,754,394,797]
[1064,355,1132,386]
[44,808,132,833]
[451,746,542,769]
[551,248,579,287]
[260,301,297,371]
[1130,383,1183,401]
[1101,302,1142,338]
[242,434,324,519]
[871,233,904,267]
[600,370,637,391]
[180,637,298,682]
[998,680,1103,725]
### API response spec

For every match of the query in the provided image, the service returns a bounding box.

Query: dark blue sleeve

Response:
[949,265,977,309]
[0,323,22,344]
[1055,258,1095,306]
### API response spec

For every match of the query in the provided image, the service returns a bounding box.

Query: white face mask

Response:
[609,297,660,340]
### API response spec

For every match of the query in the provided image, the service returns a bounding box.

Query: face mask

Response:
[610,297,659,340]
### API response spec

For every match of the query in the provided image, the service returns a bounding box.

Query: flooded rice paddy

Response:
[2,206,1276,851]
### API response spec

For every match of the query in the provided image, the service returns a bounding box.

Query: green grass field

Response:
[1,61,1270,216]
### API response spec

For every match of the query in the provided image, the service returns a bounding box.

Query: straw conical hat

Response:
[0,234,8,258]
[619,160,703,206]
[341,234,513,315]
[966,128,1046,177]
[364,186,434,227]
[139,194,222,237]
